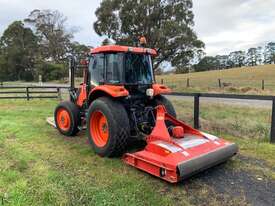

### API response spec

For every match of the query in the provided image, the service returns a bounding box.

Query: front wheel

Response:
[54,101,80,136]
[87,97,130,157]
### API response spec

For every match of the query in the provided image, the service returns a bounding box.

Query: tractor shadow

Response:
[177,155,275,206]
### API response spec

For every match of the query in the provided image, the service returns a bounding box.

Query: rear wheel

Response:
[87,97,130,157]
[54,101,80,136]
[154,95,177,118]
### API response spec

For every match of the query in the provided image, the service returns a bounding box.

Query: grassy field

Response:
[0,99,275,205]
[156,64,275,94]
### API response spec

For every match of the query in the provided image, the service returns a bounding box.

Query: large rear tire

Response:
[54,101,80,136]
[87,97,130,157]
[154,95,177,118]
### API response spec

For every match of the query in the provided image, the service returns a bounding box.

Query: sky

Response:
[0,0,275,56]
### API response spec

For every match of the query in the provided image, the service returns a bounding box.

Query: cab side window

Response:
[89,54,104,86]
[106,53,123,84]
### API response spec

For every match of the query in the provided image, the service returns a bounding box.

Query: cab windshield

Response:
[89,52,154,86]
[105,53,154,85]
[124,53,153,84]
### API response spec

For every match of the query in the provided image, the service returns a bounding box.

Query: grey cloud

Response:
[193,0,275,55]
[0,0,104,47]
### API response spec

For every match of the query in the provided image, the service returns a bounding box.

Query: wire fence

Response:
[159,78,275,92]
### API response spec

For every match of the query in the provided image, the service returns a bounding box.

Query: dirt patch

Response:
[181,155,275,206]
[238,155,275,172]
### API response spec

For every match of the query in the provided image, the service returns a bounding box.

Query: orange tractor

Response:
[54,43,238,183]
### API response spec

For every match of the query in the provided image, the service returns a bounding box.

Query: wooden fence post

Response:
[187,78,190,88]
[194,94,200,129]
[161,79,164,84]
[218,79,222,88]
[270,98,275,143]
[57,87,62,101]
[26,87,30,101]
[262,80,265,90]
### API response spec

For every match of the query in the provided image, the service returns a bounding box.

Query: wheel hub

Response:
[90,111,109,147]
[57,109,71,131]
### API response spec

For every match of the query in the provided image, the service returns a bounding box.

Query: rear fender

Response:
[152,84,171,96]
[88,85,129,102]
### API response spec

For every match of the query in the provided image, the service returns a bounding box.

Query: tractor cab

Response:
[87,45,160,96]
[89,46,155,86]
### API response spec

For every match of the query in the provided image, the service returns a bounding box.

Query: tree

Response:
[25,9,74,62]
[216,55,229,69]
[264,42,275,64]
[101,38,112,46]
[175,66,190,74]
[94,0,204,69]
[0,55,8,82]
[69,42,90,59]
[194,56,219,72]
[272,54,275,64]
[68,42,91,77]
[256,46,263,65]
[227,51,246,68]
[35,61,67,81]
[246,48,258,66]
[154,67,164,75]
[0,21,38,81]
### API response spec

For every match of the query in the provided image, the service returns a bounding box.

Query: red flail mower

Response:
[52,40,238,183]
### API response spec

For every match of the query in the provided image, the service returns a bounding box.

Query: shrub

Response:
[36,62,67,81]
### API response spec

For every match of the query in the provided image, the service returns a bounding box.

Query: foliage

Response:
[0,55,8,81]
[194,56,219,72]
[228,51,246,68]
[24,9,74,63]
[0,21,38,81]
[175,66,190,74]
[0,10,90,82]
[69,42,90,62]
[35,61,67,81]
[246,47,259,66]
[101,38,112,46]
[264,42,275,64]
[94,0,204,69]
[154,67,164,75]
[199,42,275,71]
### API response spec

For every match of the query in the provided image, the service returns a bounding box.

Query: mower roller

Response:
[53,38,238,183]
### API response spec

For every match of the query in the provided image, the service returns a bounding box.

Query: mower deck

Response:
[123,106,238,183]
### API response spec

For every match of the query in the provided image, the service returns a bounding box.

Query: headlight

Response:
[146,88,154,97]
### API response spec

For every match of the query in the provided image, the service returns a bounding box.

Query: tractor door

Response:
[88,53,105,88]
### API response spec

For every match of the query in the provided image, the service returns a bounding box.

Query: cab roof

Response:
[90,45,157,57]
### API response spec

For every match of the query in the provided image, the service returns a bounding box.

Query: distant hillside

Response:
[156,64,275,94]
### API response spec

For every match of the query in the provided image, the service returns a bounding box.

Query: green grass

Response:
[172,98,275,165]
[0,99,274,205]
[172,98,271,140]
[157,64,275,94]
